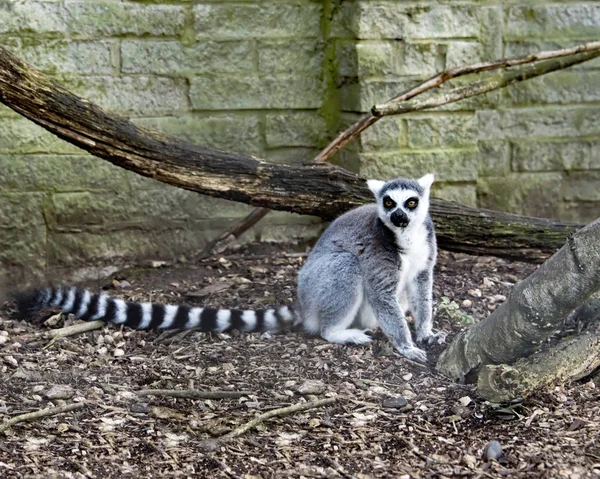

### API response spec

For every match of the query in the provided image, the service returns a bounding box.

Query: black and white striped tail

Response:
[15,286,296,333]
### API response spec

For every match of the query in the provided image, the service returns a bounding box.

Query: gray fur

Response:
[295,174,444,363]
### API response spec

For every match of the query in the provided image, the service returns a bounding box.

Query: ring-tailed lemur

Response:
[15,174,444,363]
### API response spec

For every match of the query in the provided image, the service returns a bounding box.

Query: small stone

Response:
[130,402,149,414]
[482,277,495,288]
[459,396,472,407]
[296,380,326,395]
[493,294,507,302]
[260,331,272,340]
[113,348,125,357]
[382,396,408,409]
[483,440,502,461]
[461,454,478,469]
[56,423,69,433]
[97,347,108,355]
[45,385,74,400]
[402,373,413,381]
[468,289,482,298]
[0,336,8,345]
[402,389,416,400]
[462,299,472,308]
[118,280,131,289]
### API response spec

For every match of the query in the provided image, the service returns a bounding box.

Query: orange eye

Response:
[384,199,393,208]
[406,199,418,208]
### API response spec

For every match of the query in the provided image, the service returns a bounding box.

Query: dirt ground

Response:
[0,243,599,479]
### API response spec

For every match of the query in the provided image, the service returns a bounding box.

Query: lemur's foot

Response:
[417,331,447,347]
[396,345,428,364]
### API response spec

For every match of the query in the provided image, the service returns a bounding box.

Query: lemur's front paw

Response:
[397,345,428,364]
[417,331,447,346]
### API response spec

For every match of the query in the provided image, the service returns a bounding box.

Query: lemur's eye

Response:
[383,197,395,208]
[405,198,418,209]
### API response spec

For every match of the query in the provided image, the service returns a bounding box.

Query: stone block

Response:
[404,5,480,40]
[331,2,405,39]
[0,155,128,191]
[445,41,482,69]
[477,173,563,218]
[0,118,83,154]
[406,114,478,148]
[562,171,600,202]
[194,4,322,39]
[190,74,323,110]
[264,148,320,164]
[12,39,113,75]
[122,40,255,75]
[64,1,185,37]
[502,71,600,106]
[431,183,477,208]
[51,188,253,230]
[506,5,600,39]
[48,223,218,269]
[265,112,328,148]
[403,42,438,75]
[359,118,406,151]
[511,141,598,172]
[480,7,503,61]
[0,193,46,229]
[477,107,600,141]
[478,141,510,177]
[61,76,189,116]
[359,150,478,182]
[134,115,263,156]
[0,1,65,35]
[259,40,324,74]
[331,4,479,40]
[560,201,600,223]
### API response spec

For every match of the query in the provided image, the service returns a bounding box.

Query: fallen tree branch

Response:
[137,389,251,399]
[372,51,600,117]
[437,218,600,384]
[206,43,600,255]
[200,397,337,448]
[0,46,587,262]
[0,402,85,434]
[43,320,105,349]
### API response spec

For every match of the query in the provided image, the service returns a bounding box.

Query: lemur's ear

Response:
[367,179,385,197]
[418,173,434,190]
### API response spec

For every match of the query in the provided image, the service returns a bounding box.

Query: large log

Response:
[437,218,600,391]
[0,46,583,262]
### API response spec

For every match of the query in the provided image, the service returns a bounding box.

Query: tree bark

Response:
[437,218,600,387]
[0,46,583,262]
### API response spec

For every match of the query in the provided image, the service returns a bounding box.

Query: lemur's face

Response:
[367,174,434,231]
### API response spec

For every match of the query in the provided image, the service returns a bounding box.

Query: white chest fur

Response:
[396,223,431,287]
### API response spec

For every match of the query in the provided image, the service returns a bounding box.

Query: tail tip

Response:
[14,288,47,320]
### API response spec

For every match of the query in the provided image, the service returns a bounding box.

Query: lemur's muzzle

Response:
[390,210,409,228]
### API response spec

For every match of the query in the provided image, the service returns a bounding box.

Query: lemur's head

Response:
[367,174,434,231]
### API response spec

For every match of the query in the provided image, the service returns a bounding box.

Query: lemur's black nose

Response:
[390,210,409,228]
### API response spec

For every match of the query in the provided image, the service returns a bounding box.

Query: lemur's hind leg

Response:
[302,253,372,345]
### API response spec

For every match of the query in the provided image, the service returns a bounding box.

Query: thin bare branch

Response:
[372,51,600,117]
[314,41,600,163]
[137,389,251,399]
[0,402,86,434]
[200,397,337,449]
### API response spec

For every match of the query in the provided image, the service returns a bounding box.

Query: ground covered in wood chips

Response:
[1,243,599,479]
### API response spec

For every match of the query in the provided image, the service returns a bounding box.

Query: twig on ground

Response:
[43,320,105,349]
[0,402,86,434]
[137,389,252,399]
[200,397,337,449]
